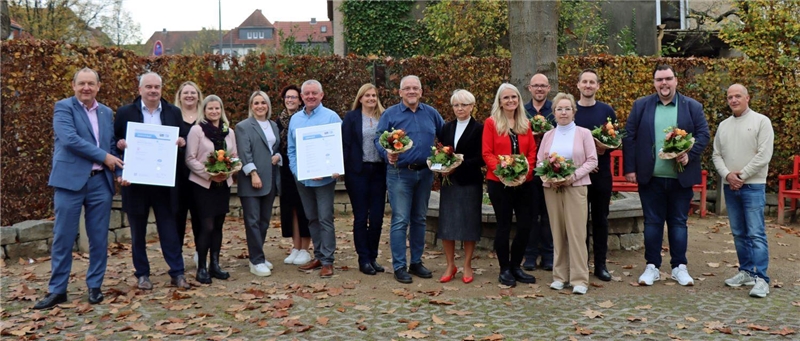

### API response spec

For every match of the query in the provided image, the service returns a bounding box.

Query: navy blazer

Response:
[438,118,485,185]
[342,108,385,174]
[49,96,118,193]
[622,93,710,188]
[114,97,183,214]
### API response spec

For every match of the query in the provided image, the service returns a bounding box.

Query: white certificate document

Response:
[295,123,345,181]
[121,122,179,187]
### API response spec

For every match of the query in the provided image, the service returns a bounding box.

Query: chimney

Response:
[162,28,167,34]
[310,18,317,24]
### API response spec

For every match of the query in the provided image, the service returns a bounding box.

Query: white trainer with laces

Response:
[550,281,565,290]
[284,249,299,264]
[250,262,272,277]
[293,249,312,265]
[264,259,274,270]
[638,264,660,286]
[725,270,756,287]
[749,277,769,298]
[671,264,694,286]
[572,285,587,295]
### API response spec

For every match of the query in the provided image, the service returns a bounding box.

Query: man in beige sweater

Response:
[712,84,774,298]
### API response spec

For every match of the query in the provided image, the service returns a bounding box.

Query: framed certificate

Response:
[121,122,179,187]
[295,123,345,181]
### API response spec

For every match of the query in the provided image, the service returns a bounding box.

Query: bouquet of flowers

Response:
[530,114,553,136]
[591,117,625,149]
[426,143,463,185]
[205,149,241,176]
[379,128,413,154]
[493,154,529,187]
[534,152,577,192]
[658,126,694,172]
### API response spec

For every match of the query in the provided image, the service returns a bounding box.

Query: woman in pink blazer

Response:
[185,95,237,284]
[536,92,598,295]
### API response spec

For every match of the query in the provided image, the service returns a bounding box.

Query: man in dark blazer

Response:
[622,64,710,287]
[34,68,124,310]
[114,72,190,290]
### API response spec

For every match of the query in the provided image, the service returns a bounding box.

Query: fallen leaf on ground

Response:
[429,299,455,305]
[685,316,698,322]
[736,318,748,324]
[316,317,329,326]
[582,309,603,319]
[738,329,754,335]
[597,300,614,308]
[398,330,428,339]
[627,316,647,322]
[747,324,770,331]
[676,323,687,329]
[481,334,503,340]
[447,310,473,316]
[407,320,420,330]
[432,314,445,325]
[635,305,651,310]
[769,327,795,336]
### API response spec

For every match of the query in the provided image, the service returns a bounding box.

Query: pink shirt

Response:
[81,100,103,171]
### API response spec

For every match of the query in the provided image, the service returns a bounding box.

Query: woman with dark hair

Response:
[174,81,203,267]
[342,83,387,275]
[236,91,282,277]
[274,85,312,266]
[185,95,237,284]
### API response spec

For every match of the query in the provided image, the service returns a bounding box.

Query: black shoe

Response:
[394,268,413,284]
[540,262,553,271]
[370,260,385,273]
[196,268,212,284]
[359,262,376,275]
[511,267,536,284]
[209,253,230,280]
[33,293,67,310]
[88,288,103,304]
[408,262,432,278]
[498,269,517,287]
[522,263,537,271]
[594,264,612,282]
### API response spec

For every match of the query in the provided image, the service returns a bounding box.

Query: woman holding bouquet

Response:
[437,89,484,284]
[342,83,388,275]
[174,81,204,266]
[537,93,597,295]
[482,83,537,287]
[185,95,237,284]
[236,91,281,277]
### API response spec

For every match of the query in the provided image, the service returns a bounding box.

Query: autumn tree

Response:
[719,0,800,65]
[558,0,609,55]
[8,0,138,45]
[181,27,223,55]
[97,0,140,45]
[421,0,509,57]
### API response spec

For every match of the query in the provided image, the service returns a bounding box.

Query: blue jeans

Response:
[724,184,770,283]
[639,177,693,269]
[386,167,433,271]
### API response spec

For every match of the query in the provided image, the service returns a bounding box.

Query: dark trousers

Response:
[586,173,612,265]
[241,181,277,264]
[176,176,201,248]
[487,180,534,270]
[639,177,693,269]
[346,163,387,265]
[127,187,185,278]
[524,177,553,266]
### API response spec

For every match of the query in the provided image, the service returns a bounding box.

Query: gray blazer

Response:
[235,117,282,197]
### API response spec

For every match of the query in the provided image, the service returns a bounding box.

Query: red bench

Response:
[610,150,707,217]
[777,155,800,224]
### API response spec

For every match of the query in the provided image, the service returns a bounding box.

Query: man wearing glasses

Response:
[622,64,710,287]
[522,73,554,273]
[374,75,444,284]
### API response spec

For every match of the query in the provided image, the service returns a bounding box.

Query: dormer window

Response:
[321,25,327,33]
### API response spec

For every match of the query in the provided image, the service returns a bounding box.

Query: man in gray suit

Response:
[34,68,123,309]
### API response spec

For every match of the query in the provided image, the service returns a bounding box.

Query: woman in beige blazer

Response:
[185,95,237,284]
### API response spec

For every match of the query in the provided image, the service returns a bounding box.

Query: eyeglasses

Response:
[400,86,421,92]
[554,107,573,112]
[527,84,549,89]
[285,95,299,100]
[654,76,675,83]
[451,103,473,108]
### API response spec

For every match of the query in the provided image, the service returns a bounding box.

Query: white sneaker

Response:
[725,270,756,287]
[264,259,274,270]
[284,249,299,264]
[293,249,312,265]
[250,262,272,277]
[749,277,769,298]
[550,281,565,290]
[671,264,694,286]
[193,252,199,268]
[638,264,660,286]
[572,285,588,295]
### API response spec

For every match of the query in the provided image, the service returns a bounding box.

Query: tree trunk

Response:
[1,0,10,40]
[509,0,559,101]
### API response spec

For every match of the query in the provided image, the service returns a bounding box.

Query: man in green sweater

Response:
[711,84,774,298]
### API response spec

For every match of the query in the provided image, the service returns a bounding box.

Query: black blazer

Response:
[342,108,385,174]
[114,97,184,214]
[438,118,484,185]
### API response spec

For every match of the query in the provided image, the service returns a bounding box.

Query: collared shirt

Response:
[81,99,103,171]
[141,101,163,125]
[374,102,444,167]
[524,99,554,123]
[288,104,342,187]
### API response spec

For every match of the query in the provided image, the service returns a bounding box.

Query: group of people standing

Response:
[35,63,774,309]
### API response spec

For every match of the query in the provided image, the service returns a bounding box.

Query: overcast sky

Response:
[124,0,330,41]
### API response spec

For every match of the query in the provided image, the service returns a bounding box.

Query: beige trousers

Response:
[544,186,589,288]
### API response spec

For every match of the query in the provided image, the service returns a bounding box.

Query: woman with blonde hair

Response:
[537,92,597,295]
[236,91,282,277]
[342,83,388,275]
[481,83,538,287]
[185,95,237,284]
[174,81,204,266]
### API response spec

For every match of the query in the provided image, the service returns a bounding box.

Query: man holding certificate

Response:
[287,79,343,278]
[114,72,190,290]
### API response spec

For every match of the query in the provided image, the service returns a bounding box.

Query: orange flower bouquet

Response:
[658,126,694,172]
[205,149,241,176]
[379,128,413,154]
[426,143,463,185]
[530,114,553,136]
[591,117,625,149]
[534,152,577,192]
[493,154,529,187]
